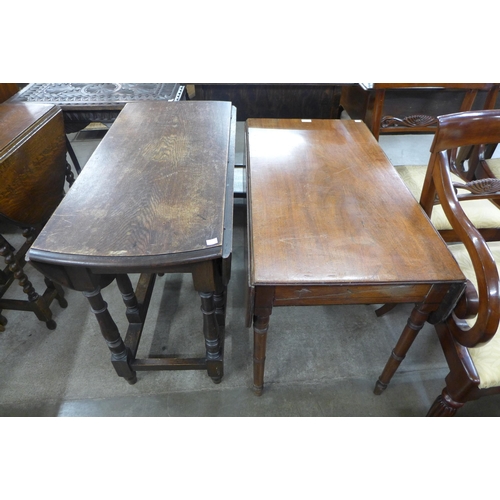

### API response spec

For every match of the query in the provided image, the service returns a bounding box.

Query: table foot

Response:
[46,319,57,330]
[373,379,388,395]
[83,285,136,384]
[253,385,264,396]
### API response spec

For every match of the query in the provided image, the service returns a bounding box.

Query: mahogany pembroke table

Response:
[246,118,467,395]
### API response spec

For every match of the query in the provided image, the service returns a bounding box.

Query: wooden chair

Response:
[392,84,500,242]
[375,109,500,416]
[0,102,69,331]
[466,108,500,184]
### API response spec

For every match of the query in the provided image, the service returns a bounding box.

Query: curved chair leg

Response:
[427,389,464,416]
[375,303,397,317]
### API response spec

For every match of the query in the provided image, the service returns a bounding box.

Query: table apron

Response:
[269,282,460,307]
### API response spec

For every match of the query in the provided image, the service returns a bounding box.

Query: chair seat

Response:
[485,157,500,177]
[447,241,500,389]
[395,165,500,230]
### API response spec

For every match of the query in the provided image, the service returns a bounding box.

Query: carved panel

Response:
[11,83,184,105]
[7,83,185,134]
[454,178,500,194]
[381,114,438,129]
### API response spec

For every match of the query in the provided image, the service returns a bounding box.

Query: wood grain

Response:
[246,119,464,286]
[0,103,66,227]
[32,101,233,262]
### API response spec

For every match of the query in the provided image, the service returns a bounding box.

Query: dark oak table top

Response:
[246,118,464,288]
[29,101,235,272]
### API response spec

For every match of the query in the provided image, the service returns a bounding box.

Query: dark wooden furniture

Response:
[7,83,186,132]
[0,83,19,103]
[7,83,186,173]
[28,101,236,385]
[461,92,500,183]
[246,118,466,396]
[193,84,343,121]
[377,110,500,416]
[389,84,500,243]
[0,103,68,331]
[340,83,497,140]
[393,154,500,244]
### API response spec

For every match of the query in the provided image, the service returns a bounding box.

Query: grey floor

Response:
[2,119,500,417]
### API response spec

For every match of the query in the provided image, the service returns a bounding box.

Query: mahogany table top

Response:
[246,118,464,287]
[29,101,235,271]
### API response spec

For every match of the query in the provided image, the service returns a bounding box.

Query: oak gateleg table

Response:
[28,101,236,385]
[245,118,466,396]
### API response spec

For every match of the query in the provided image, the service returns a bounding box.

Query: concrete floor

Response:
[1,119,500,417]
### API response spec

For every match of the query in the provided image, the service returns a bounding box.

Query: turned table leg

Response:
[374,302,432,395]
[213,285,227,327]
[252,286,274,396]
[192,260,226,383]
[253,313,270,396]
[115,274,141,324]
[83,285,137,384]
[374,283,465,395]
[199,291,223,383]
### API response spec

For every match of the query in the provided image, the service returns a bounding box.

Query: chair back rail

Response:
[421,110,500,347]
